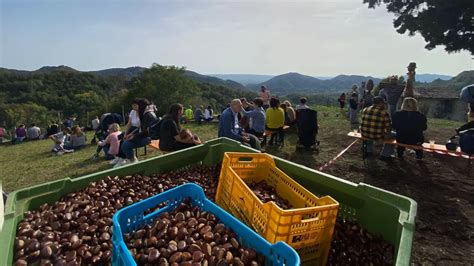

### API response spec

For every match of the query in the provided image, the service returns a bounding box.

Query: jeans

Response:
[242,134,261,150]
[102,145,115,160]
[121,137,151,159]
[363,140,394,157]
[247,129,263,138]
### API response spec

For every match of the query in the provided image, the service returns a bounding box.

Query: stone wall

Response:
[417,98,467,121]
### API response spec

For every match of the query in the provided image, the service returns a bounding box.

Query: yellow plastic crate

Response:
[215,152,339,264]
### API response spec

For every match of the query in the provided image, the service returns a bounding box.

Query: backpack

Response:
[459,129,474,154]
[460,85,474,103]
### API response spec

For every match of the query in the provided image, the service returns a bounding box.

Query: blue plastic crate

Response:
[112,183,300,266]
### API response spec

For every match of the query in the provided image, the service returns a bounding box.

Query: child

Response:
[99,123,122,164]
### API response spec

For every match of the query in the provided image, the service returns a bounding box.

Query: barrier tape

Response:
[318,139,359,172]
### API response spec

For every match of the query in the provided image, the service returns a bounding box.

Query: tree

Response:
[364,0,474,54]
[125,64,200,115]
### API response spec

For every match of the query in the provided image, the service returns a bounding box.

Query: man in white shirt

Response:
[295,97,310,110]
[91,116,100,131]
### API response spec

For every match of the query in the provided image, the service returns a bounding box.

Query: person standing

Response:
[360,96,394,160]
[338,93,346,117]
[218,99,261,149]
[260,86,271,110]
[392,97,427,160]
[27,124,41,140]
[378,75,404,118]
[360,80,375,109]
[348,93,359,129]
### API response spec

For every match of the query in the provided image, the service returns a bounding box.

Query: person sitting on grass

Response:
[159,104,202,152]
[392,97,427,160]
[12,124,27,144]
[64,126,87,150]
[27,124,41,141]
[98,123,123,163]
[49,127,73,155]
[204,106,214,122]
[360,96,395,161]
[194,106,204,124]
[263,98,285,146]
[218,99,261,150]
[184,105,194,123]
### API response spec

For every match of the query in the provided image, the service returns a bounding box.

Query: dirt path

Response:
[267,110,474,265]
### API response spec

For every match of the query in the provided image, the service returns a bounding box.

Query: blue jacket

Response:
[218,108,242,141]
[244,107,265,133]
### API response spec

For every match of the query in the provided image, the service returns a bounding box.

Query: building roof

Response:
[413,87,459,99]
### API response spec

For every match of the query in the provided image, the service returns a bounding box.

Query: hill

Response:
[252,72,381,94]
[210,74,274,85]
[183,71,247,90]
[423,70,474,90]
[415,74,452,83]
[89,66,147,79]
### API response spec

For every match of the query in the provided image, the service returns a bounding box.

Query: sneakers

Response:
[113,159,129,168]
[109,157,121,165]
[132,156,139,163]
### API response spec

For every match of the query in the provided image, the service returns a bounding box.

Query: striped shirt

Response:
[361,105,391,140]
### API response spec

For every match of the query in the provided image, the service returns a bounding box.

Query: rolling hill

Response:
[0,66,248,91]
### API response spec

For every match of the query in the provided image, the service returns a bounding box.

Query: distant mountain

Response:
[0,65,248,91]
[253,72,381,94]
[424,71,474,90]
[184,71,246,90]
[89,67,146,79]
[210,74,274,86]
[412,74,452,83]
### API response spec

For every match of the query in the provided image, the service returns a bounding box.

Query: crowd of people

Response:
[336,63,431,161]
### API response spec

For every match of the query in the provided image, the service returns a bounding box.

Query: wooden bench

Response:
[263,125,290,137]
[148,140,160,150]
[347,132,473,159]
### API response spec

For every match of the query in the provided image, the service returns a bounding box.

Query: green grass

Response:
[0,125,218,192]
[0,106,465,192]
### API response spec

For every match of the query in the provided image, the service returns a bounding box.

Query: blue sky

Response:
[1,0,472,76]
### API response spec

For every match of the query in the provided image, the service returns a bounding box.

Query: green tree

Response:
[125,64,200,115]
[364,0,474,54]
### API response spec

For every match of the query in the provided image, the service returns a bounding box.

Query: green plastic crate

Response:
[0,138,416,265]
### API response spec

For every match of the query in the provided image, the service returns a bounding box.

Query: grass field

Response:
[1,105,473,264]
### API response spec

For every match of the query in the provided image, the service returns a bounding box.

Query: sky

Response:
[0,0,472,77]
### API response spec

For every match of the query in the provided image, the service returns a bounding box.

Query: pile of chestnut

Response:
[14,164,395,265]
[14,165,221,265]
[246,181,292,210]
[124,199,265,265]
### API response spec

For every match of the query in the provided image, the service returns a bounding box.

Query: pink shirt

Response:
[104,131,121,155]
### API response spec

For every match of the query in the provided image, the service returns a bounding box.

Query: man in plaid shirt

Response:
[361,96,395,160]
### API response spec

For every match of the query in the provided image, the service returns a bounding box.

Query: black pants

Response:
[263,126,284,145]
[247,129,263,138]
[397,146,423,159]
